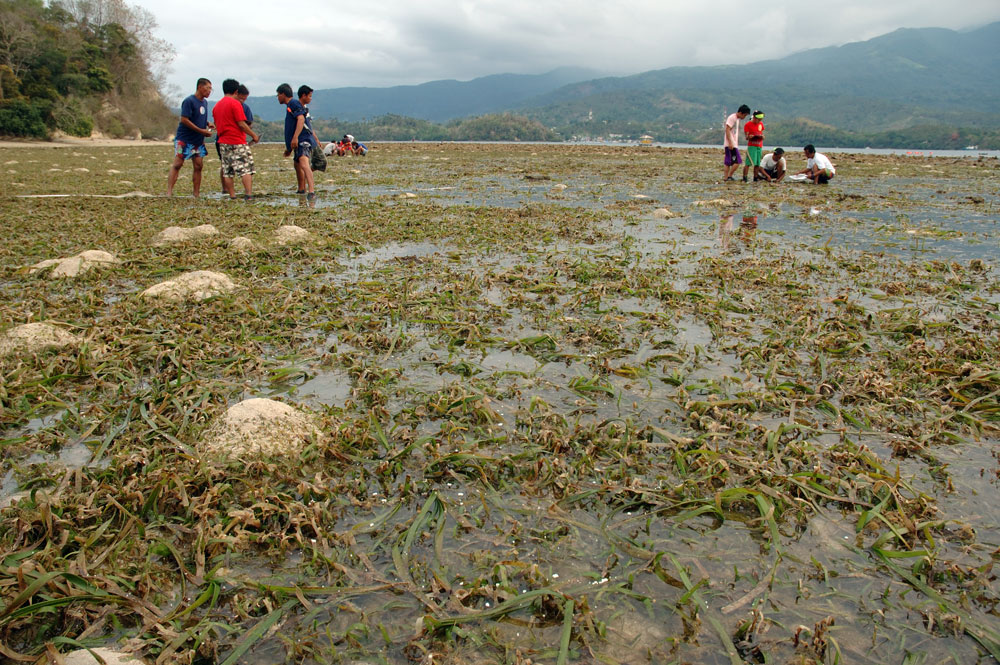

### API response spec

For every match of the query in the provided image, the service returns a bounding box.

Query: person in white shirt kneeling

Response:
[796,144,836,184]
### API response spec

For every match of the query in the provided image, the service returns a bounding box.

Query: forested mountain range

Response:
[245,21,1000,148]
[517,21,1000,141]
[246,67,599,124]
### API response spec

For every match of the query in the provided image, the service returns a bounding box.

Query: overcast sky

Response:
[131,0,1000,101]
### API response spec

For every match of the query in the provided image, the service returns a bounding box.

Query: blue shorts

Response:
[724,146,741,166]
[294,139,314,161]
[174,140,206,160]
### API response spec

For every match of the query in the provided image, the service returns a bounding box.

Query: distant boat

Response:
[639,135,653,145]
[964,145,978,150]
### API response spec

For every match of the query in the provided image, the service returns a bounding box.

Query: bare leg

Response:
[191,156,204,198]
[240,173,253,197]
[166,154,184,196]
[298,155,315,193]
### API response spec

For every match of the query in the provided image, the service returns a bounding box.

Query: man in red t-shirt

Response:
[213,78,260,200]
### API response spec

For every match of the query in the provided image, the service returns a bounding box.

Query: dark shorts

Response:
[724,146,741,166]
[215,141,222,159]
[294,139,314,161]
[817,171,833,184]
[174,140,206,160]
[763,166,779,179]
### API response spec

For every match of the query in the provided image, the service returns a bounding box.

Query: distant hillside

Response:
[246,67,599,123]
[238,22,1000,147]
[517,22,1000,139]
[0,0,175,139]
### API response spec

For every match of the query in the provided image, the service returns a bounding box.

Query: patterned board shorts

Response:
[174,140,207,160]
[219,143,255,178]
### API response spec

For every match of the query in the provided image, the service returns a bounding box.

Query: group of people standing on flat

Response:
[167,78,356,200]
[166,79,839,200]
[723,104,836,185]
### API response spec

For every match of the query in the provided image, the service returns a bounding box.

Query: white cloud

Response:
[131,0,1000,101]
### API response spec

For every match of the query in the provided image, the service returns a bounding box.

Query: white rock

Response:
[141,271,236,303]
[0,491,28,510]
[400,192,417,199]
[692,198,734,207]
[274,225,310,245]
[652,208,679,219]
[0,323,81,357]
[229,236,255,251]
[63,648,139,665]
[29,250,119,279]
[150,224,219,246]
[551,183,568,192]
[201,398,321,459]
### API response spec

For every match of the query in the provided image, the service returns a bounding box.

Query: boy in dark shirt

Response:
[276,83,316,198]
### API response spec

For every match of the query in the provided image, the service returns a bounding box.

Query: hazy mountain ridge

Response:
[246,67,599,123]
[242,22,1000,147]
[516,22,1000,135]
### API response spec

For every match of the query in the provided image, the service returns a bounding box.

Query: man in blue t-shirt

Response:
[276,83,317,198]
[167,78,214,197]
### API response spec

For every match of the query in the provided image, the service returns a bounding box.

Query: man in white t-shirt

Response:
[758,148,787,183]
[796,144,836,184]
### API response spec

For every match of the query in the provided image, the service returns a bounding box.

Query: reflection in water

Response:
[718,214,734,250]
[740,213,758,242]
[298,193,317,209]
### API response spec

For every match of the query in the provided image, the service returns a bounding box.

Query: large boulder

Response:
[0,322,81,357]
[140,271,236,303]
[200,398,320,459]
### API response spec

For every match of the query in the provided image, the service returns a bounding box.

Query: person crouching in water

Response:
[758,148,786,183]
[796,144,836,184]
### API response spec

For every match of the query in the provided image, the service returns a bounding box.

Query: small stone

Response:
[692,198,734,207]
[652,208,678,219]
[29,250,120,279]
[150,224,219,246]
[63,648,138,665]
[200,398,321,459]
[141,270,236,303]
[229,236,255,251]
[882,281,907,295]
[0,322,81,357]
[551,183,568,192]
[274,225,311,245]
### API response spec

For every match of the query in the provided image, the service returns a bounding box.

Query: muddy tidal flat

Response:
[1,143,998,664]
